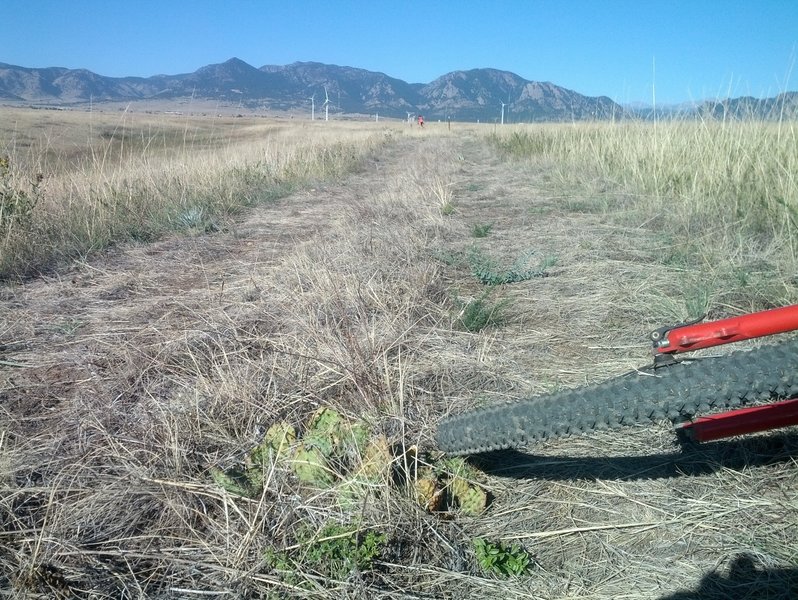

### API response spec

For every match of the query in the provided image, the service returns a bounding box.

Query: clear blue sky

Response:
[2,1,796,105]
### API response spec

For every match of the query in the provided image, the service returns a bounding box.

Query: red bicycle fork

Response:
[652,304,798,355]
[651,304,798,443]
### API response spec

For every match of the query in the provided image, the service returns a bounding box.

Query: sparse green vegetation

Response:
[491,119,798,318]
[472,538,534,577]
[454,289,508,332]
[468,245,554,285]
[470,222,493,237]
[264,522,387,588]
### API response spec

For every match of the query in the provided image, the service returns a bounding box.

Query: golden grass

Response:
[491,119,798,318]
[493,119,798,236]
[0,107,401,278]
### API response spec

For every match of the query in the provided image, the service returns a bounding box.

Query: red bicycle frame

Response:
[650,304,798,442]
[652,304,798,355]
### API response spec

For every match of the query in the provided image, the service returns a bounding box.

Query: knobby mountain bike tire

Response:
[436,338,798,455]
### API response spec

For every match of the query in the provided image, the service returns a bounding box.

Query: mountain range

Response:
[0,57,621,121]
[1,58,795,121]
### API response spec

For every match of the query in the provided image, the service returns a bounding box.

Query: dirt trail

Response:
[0,137,423,424]
[2,130,649,423]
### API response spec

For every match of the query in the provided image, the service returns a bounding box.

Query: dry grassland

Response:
[1,109,797,598]
[0,108,399,278]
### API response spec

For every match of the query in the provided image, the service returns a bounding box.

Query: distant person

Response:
[418,115,424,127]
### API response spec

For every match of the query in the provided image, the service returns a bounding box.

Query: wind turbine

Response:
[309,94,315,120]
[500,101,506,125]
[323,86,330,121]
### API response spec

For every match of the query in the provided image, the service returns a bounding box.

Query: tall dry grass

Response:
[491,118,798,316]
[492,120,797,230]
[0,131,482,597]
[0,108,396,278]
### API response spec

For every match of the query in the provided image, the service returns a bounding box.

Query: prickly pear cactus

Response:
[415,468,444,512]
[264,422,296,454]
[359,434,393,481]
[343,421,370,457]
[211,407,492,518]
[250,421,296,467]
[449,476,488,516]
[304,408,345,457]
[210,466,258,498]
[304,408,370,462]
[291,443,335,487]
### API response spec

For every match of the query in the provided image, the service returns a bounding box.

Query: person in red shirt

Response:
[418,115,424,127]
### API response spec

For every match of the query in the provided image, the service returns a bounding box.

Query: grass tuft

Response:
[454,289,508,332]
[471,222,493,238]
[468,245,554,285]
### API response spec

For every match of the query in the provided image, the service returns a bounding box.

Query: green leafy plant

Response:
[472,538,533,577]
[468,245,554,285]
[265,522,387,585]
[431,248,466,267]
[304,524,386,576]
[470,222,493,238]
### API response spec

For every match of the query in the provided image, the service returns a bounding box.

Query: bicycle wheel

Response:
[436,338,798,455]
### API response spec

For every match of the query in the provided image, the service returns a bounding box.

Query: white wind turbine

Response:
[323,86,330,121]
[500,101,506,125]
[309,94,315,120]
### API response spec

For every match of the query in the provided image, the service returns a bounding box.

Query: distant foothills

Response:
[1,57,796,121]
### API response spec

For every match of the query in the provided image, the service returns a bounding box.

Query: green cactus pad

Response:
[415,472,444,512]
[304,408,345,457]
[291,444,335,487]
[264,421,296,453]
[449,476,487,516]
[307,407,344,437]
[250,421,297,467]
[210,466,258,498]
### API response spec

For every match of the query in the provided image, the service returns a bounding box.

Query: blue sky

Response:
[2,1,796,105]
